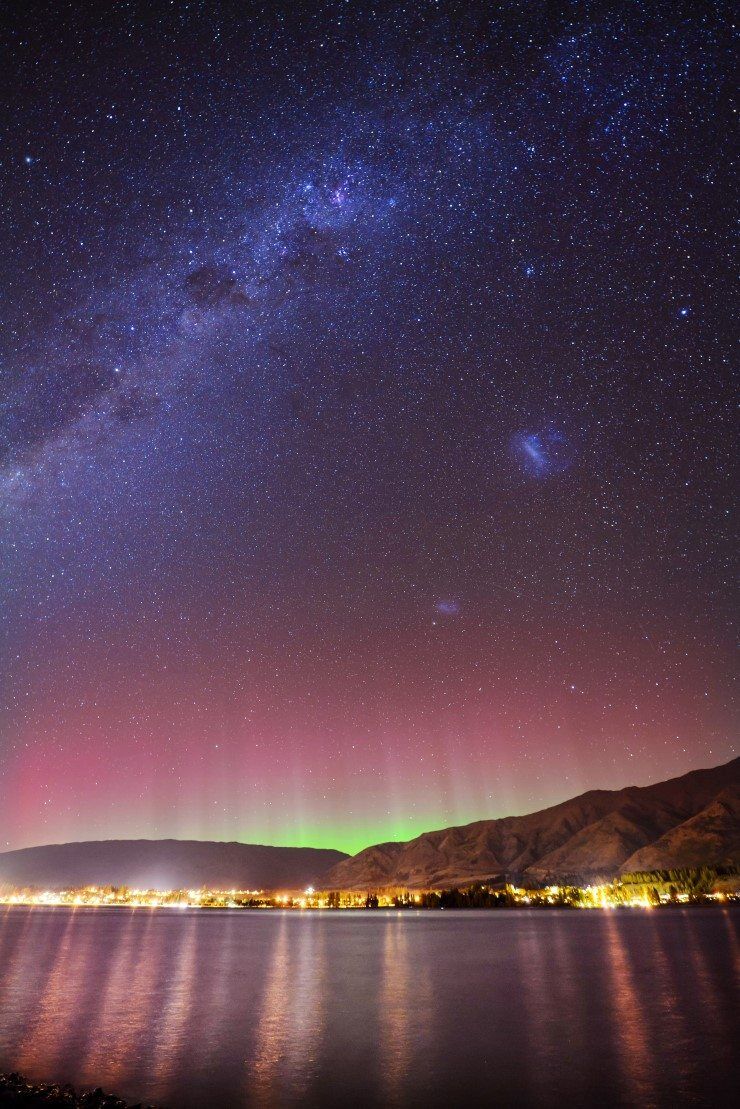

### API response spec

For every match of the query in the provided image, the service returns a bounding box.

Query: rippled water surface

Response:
[0,907,737,1107]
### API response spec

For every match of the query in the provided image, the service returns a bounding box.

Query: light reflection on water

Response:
[0,907,737,1108]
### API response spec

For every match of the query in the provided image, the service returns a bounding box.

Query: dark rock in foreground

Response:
[0,1073,157,1107]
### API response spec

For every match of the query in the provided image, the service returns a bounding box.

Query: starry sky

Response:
[0,1,735,854]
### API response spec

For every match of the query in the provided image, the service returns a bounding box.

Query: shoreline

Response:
[1,899,736,913]
[3,868,737,912]
[0,1072,156,1107]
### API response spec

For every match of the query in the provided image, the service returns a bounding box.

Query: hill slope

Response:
[0,839,348,892]
[325,758,740,889]
[2,760,736,893]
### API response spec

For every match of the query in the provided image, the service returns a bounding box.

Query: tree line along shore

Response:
[1,865,737,911]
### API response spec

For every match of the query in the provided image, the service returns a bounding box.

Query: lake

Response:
[0,906,737,1107]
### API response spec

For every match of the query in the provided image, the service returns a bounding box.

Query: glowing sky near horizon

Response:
[0,2,735,854]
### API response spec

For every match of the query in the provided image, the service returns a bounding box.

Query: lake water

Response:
[0,907,737,1107]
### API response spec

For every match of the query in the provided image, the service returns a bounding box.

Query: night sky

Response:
[1,2,735,854]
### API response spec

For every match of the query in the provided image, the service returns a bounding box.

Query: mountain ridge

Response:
[1,759,737,892]
[0,838,348,892]
[325,757,740,888]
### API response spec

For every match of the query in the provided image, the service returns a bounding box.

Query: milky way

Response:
[0,2,735,852]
